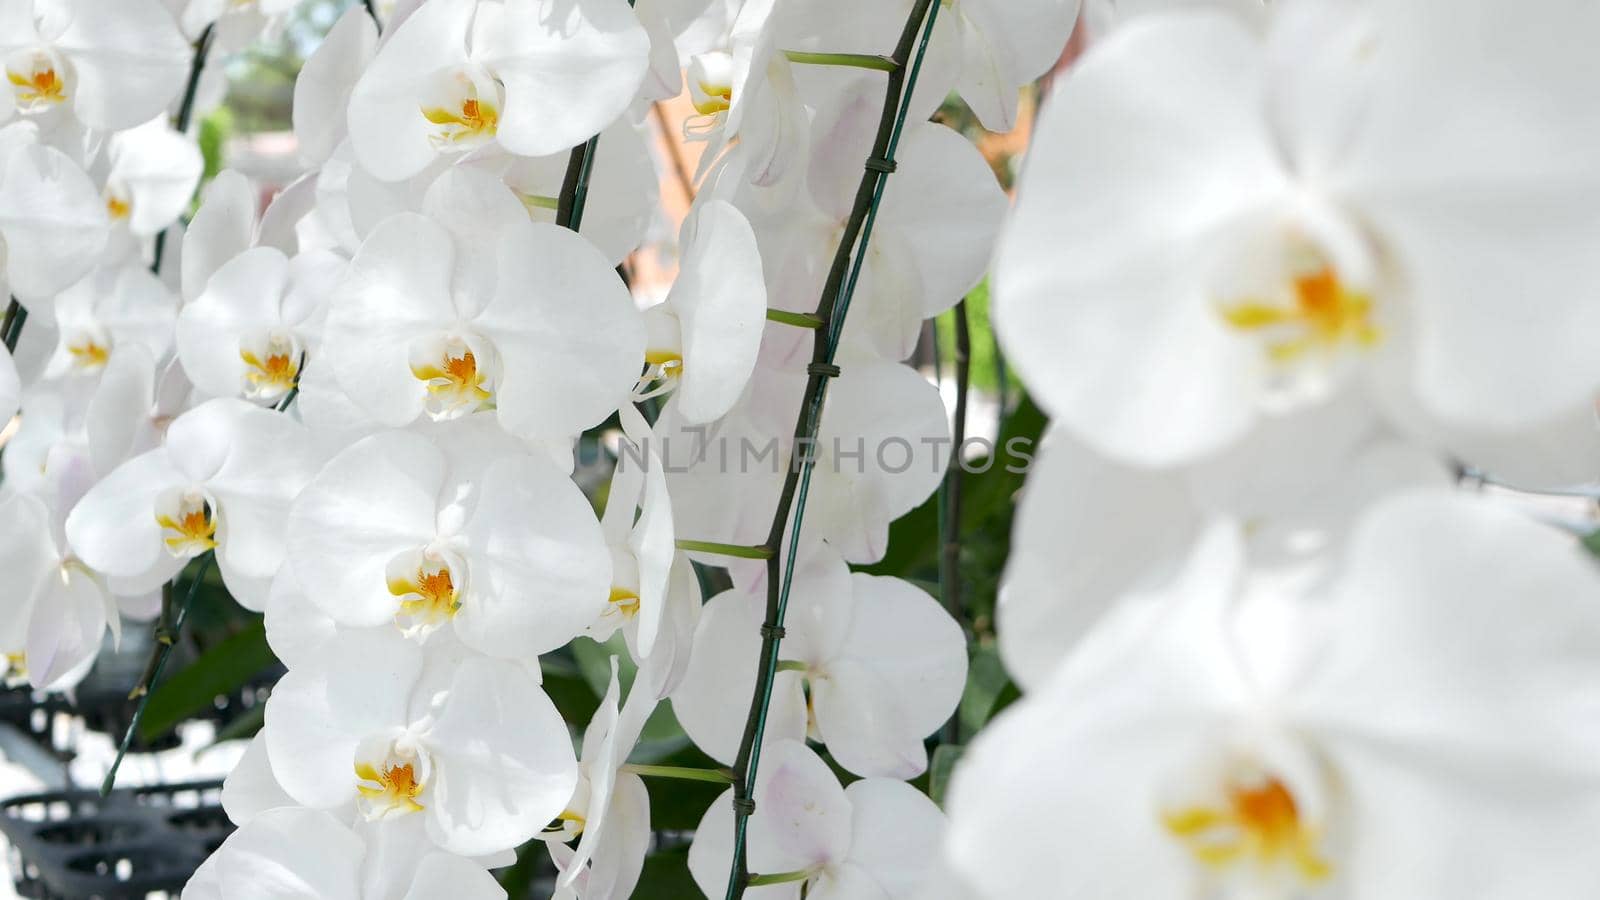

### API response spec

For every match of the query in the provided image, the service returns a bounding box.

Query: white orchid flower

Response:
[184,806,509,900]
[181,167,317,304]
[0,0,190,133]
[263,627,578,856]
[674,542,967,779]
[689,739,948,899]
[995,0,1600,468]
[662,358,948,564]
[1084,0,1269,38]
[997,405,1454,691]
[947,490,1600,899]
[0,136,109,302]
[285,422,611,657]
[681,0,808,189]
[220,732,300,826]
[172,0,299,54]
[64,396,321,607]
[796,0,1079,133]
[347,0,650,182]
[591,405,676,656]
[322,168,645,440]
[474,120,659,266]
[544,658,659,899]
[97,117,202,242]
[0,490,116,690]
[293,4,379,168]
[752,112,1005,364]
[591,410,706,692]
[636,199,766,424]
[632,0,685,103]
[0,342,17,422]
[176,244,343,404]
[40,263,177,379]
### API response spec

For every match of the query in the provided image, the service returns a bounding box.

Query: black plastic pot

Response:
[0,780,229,899]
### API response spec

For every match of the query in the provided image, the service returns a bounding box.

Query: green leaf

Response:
[1584,528,1600,559]
[570,635,618,699]
[634,846,702,898]
[139,619,276,742]
[928,743,965,808]
[570,634,688,752]
[639,743,727,831]
[540,653,601,727]
[957,643,1013,736]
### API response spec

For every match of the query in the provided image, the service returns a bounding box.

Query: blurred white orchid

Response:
[947,491,1600,899]
[995,0,1600,468]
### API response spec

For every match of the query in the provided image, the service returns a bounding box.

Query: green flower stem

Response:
[676,539,774,560]
[765,309,825,329]
[723,2,945,898]
[783,50,898,72]
[556,0,638,231]
[747,870,815,888]
[522,193,561,211]
[102,552,215,796]
[1,298,26,353]
[774,660,808,674]
[621,764,735,785]
[150,24,215,279]
[937,300,971,745]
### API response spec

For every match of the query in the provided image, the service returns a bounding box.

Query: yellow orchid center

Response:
[156,497,218,556]
[67,339,111,370]
[693,82,732,116]
[1220,266,1380,362]
[686,52,735,121]
[421,83,499,146]
[608,586,641,619]
[543,807,588,840]
[1163,774,1331,883]
[412,345,494,415]
[7,64,65,108]
[356,761,425,815]
[645,349,684,370]
[389,561,460,624]
[241,346,299,396]
[106,194,131,220]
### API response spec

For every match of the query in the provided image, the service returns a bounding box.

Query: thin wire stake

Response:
[149,24,216,279]
[101,552,215,796]
[721,2,944,896]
